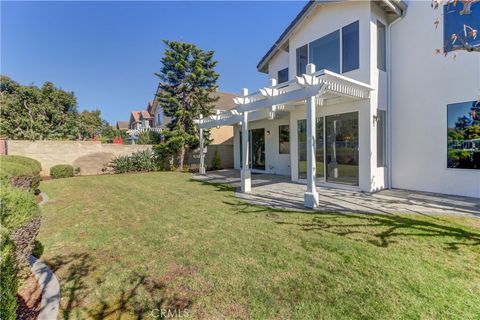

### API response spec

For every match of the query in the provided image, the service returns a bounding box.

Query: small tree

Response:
[155,41,219,171]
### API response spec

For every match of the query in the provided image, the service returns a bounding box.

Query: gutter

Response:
[386,1,406,189]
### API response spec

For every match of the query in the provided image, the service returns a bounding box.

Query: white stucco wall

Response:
[391,2,480,197]
[268,50,290,82]
[233,116,291,176]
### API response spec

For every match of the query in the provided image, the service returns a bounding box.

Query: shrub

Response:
[0,155,41,173]
[0,184,39,232]
[137,131,162,145]
[109,149,157,173]
[0,161,40,191]
[50,164,74,179]
[211,147,221,170]
[0,229,18,320]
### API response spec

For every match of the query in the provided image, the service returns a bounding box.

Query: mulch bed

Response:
[16,271,42,320]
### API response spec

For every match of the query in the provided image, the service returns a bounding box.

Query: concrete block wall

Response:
[6,140,152,176]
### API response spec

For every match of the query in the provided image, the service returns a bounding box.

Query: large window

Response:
[279,125,290,154]
[297,119,324,180]
[447,101,480,169]
[296,21,360,76]
[277,68,289,84]
[342,21,359,73]
[377,20,386,72]
[376,110,386,167]
[444,2,480,52]
[309,30,340,73]
[296,45,308,76]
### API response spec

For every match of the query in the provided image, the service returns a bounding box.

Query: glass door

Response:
[250,128,265,170]
[297,118,324,180]
[325,112,359,185]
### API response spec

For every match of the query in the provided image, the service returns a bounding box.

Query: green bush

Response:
[0,229,18,320]
[0,155,41,173]
[0,184,39,231]
[136,131,162,145]
[211,147,221,170]
[109,149,157,173]
[0,161,40,191]
[50,164,74,179]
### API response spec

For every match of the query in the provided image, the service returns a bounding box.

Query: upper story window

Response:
[296,21,359,76]
[342,21,360,73]
[277,68,289,84]
[296,45,308,76]
[309,30,340,73]
[377,20,386,71]
[443,2,480,52]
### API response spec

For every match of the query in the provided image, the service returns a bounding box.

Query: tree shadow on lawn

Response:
[44,253,199,319]
[223,199,480,251]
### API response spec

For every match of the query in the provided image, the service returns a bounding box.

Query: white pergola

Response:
[195,64,372,208]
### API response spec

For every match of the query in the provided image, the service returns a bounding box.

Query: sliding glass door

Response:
[325,112,359,185]
[297,118,324,180]
[239,128,266,171]
[297,112,358,186]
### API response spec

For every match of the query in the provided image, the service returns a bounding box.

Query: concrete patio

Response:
[193,169,480,217]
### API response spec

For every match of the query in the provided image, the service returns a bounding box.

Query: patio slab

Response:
[193,170,480,217]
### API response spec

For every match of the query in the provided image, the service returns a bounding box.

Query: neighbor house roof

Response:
[116,121,129,130]
[212,92,237,111]
[130,110,152,123]
[256,0,407,73]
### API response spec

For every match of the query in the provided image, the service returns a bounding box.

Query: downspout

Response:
[386,4,406,189]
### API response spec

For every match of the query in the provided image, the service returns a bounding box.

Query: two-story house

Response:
[195,0,480,207]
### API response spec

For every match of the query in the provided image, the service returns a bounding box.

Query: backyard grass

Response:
[38,172,480,319]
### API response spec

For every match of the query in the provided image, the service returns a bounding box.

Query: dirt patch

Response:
[16,271,42,320]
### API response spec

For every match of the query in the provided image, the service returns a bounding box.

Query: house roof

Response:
[256,0,407,73]
[130,110,152,123]
[116,121,129,130]
[212,92,237,111]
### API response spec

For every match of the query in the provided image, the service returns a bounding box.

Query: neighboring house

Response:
[195,0,480,205]
[129,110,153,130]
[116,121,129,131]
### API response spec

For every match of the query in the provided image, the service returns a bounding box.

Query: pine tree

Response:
[155,40,219,171]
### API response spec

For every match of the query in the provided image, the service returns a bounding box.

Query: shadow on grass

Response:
[44,253,196,319]
[220,195,480,250]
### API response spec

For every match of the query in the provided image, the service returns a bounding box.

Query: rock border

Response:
[29,256,60,320]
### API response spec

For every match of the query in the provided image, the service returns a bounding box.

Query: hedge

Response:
[0,229,18,320]
[50,164,74,179]
[0,161,40,191]
[0,155,41,173]
[0,184,39,232]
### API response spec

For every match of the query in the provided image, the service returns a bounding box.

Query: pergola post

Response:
[199,114,206,175]
[240,88,251,193]
[304,63,319,208]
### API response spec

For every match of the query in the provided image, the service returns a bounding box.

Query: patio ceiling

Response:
[195,69,373,129]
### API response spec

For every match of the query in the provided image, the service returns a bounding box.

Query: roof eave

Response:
[256,0,407,74]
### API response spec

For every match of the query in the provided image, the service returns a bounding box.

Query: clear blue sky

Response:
[1,1,306,124]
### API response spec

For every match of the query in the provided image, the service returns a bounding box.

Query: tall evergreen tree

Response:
[155,40,219,171]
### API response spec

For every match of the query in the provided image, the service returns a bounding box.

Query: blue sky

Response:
[1,1,306,124]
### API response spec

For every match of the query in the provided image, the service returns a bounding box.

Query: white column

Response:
[240,88,251,193]
[199,114,206,175]
[304,63,319,208]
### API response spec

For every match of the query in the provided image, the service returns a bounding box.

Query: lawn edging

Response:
[29,255,60,320]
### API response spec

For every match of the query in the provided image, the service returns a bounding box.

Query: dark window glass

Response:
[444,2,480,52]
[377,110,387,167]
[298,120,307,179]
[342,21,359,73]
[279,125,290,154]
[277,68,289,84]
[309,30,340,73]
[296,45,308,76]
[377,20,386,71]
[326,112,359,185]
[447,101,480,169]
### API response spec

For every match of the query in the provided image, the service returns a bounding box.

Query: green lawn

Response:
[38,172,480,319]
